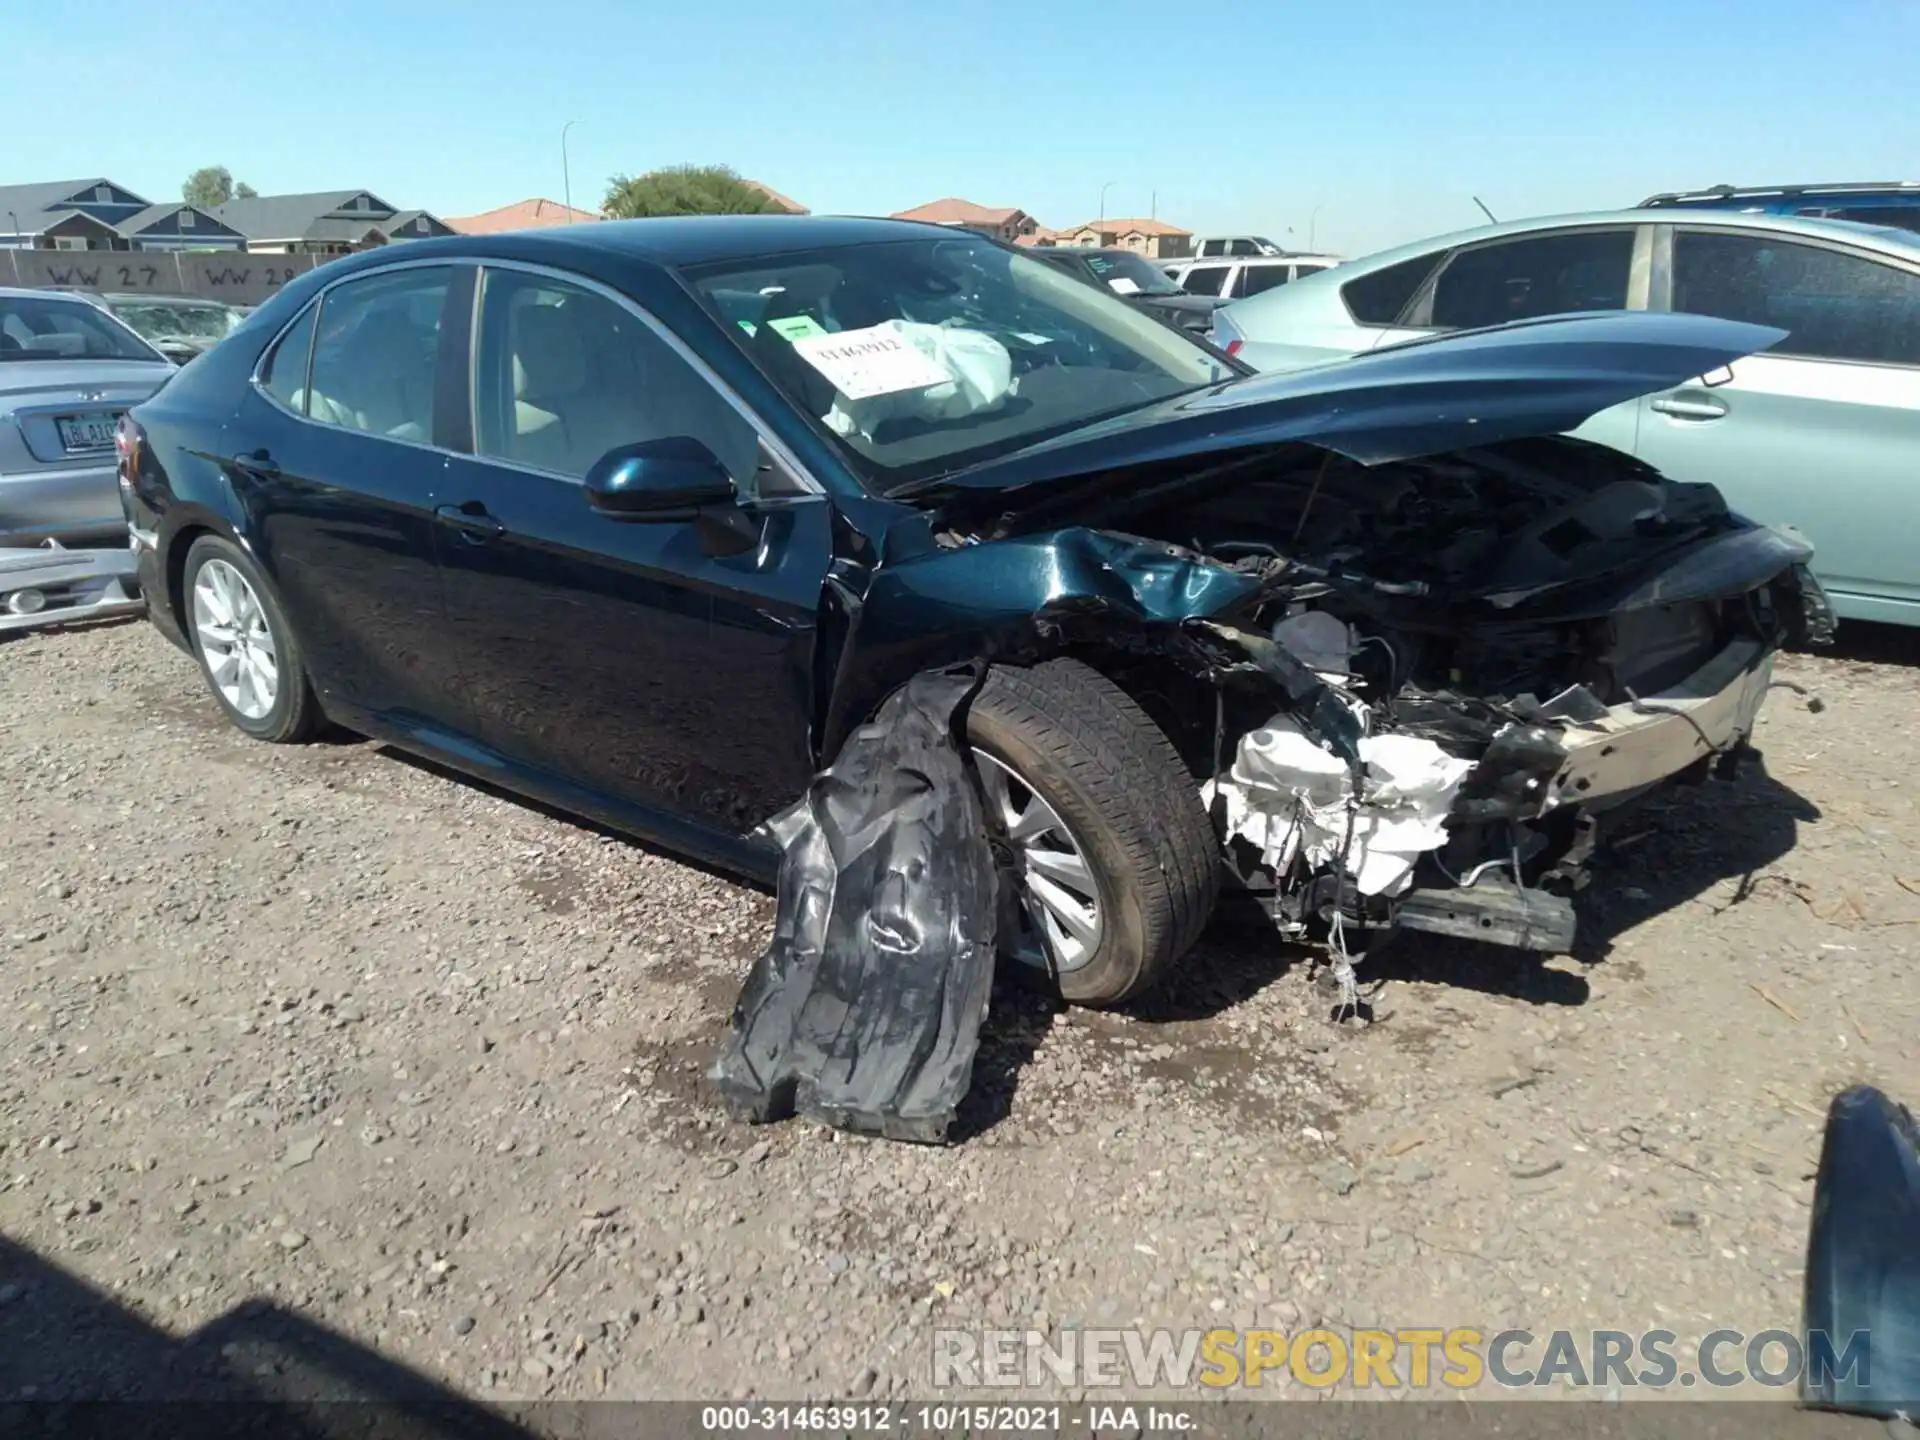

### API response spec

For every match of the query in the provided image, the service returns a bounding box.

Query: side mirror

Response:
[583,437,735,519]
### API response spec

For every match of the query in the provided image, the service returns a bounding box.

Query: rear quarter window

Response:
[1340,252,1447,325]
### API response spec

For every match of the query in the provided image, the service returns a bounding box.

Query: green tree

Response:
[601,164,784,219]
[182,166,257,208]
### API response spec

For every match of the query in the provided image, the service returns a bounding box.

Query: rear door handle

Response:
[434,502,506,544]
[1649,393,1729,422]
[231,450,279,477]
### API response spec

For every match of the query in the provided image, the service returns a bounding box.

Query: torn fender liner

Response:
[709,668,998,1144]
[1801,1085,1920,1417]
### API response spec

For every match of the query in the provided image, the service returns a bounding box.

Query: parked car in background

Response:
[1209,210,1920,627]
[93,293,246,366]
[1641,181,1920,238]
[1,287,174,544]
[1027,246,1225,334]
[1192,235,1286,258]
[123,217,1824,1009]
[1166,254,1339,303]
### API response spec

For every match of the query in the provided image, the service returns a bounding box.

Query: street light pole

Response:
[1099,180,1117,225]
[1308,205,1323,250]
[561,120,583,222]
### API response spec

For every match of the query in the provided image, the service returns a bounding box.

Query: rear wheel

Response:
[967,659,1219,1007]
[183,535,320,744]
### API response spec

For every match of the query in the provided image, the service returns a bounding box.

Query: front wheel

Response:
[182,534,321,744]
[967,659,1219,1007]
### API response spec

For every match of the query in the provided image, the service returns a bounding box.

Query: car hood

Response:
[927,311,1785,499]
[0,358,175,407]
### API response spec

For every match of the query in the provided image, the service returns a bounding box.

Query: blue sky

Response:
[10,0,1917,256]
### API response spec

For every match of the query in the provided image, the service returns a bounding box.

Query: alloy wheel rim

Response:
[975,751,1104,974]
[191,559,279,721]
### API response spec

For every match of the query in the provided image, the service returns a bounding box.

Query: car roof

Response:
[0,285,112,302]
[1641,180,1920,206]
[340,214,963,271]
[100,292,230,305]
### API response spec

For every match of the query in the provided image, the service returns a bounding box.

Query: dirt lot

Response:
[1,616,1915,1409]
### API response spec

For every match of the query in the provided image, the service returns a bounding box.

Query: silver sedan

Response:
[1,287,176,545]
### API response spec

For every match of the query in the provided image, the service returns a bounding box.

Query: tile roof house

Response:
[211,190,455,253]
[444,198,602,234]
[890,198,1041,244]
[1056,217,1194,259]
[744,180,808,215]
[0,178,152,249]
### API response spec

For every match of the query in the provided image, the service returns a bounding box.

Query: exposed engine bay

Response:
[944,436,1832,982]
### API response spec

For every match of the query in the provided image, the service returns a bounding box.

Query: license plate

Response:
[56,411,120,453]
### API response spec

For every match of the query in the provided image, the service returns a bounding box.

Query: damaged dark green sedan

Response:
[124,217,1831,1012]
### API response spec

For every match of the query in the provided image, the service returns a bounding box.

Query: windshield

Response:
[1081,250,1184,296]
[0,294,161,362]
[684,237,1233,491]
[110,299,238,343]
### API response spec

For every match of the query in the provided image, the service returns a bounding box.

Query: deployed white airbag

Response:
[797,320,1013,441]
[1203,717,1474,897]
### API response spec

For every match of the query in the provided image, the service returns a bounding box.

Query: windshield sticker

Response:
[768,315,828,341]
[1106,276,1141,295]
[790,324,953,400]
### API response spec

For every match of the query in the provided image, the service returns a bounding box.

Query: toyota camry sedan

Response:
[121,217,1829,1007]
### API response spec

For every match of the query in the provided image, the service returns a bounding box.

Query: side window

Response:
[1428,230,1635,330]
[305,267,453,441]
[474,268,762,489]
[1824,205,1920,235]
[1238,265,1292,298]
[260,304,318,413]
[1228,239,1260,257]
[1291,263,1328,282]
[1181,265,1231,297]
[1199,240,1225,258]
[1341,252,1447,325]
[1670,231,1920,367]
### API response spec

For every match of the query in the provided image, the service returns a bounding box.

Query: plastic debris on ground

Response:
[709,668,998,1145]
[1204,716,1474,899]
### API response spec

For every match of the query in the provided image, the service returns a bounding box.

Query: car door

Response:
[1635,226,1920,623]
[430,263,836,852]
[233,262,476,738]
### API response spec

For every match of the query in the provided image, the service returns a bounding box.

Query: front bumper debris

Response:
[0,540,144,634]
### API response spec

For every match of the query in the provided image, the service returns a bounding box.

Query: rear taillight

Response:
[115,416,143,484]
[1224,339,1244,357]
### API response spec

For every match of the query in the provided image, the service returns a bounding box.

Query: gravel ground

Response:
[0,616,1915,1411]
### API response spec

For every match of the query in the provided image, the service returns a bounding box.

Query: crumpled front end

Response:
[919,431,1832,971]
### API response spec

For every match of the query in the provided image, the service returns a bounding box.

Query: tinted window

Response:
[305,267,453,441]
[1428,230,1634,329]
[260,304,317,413]
[1181,265,1231,297]
[475,268,761,487]
[1237,265,1292,298]
[1823,205,1920,235]
[1670,231,1920,367]
[1199,240,1226,257]
[1292,263,1329,281]
[1228,239,1261,257]
[1341,252,1446,325]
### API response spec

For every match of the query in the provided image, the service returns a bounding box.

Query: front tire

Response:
[967,658,1219,1007]
[182,535,320,744]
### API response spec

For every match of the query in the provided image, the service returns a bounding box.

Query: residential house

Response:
[211,190,455,254]
[0,178,152,249]
[890,199,1042,244]
[744,180,808,215]
[445,198,602,234]
[1056,218,1193,260]
[112,203,246,252]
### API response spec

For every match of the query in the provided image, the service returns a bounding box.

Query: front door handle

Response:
[231,449,279,477]
[1649,393,1730,422]
[434,502,506,544]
